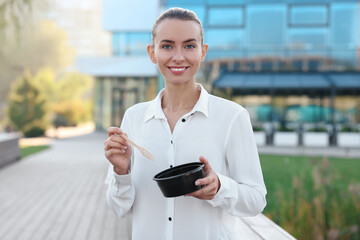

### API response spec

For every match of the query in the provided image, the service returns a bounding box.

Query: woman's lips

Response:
[168,66,188,74]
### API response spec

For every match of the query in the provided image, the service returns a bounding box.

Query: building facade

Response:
[94,0,359,134]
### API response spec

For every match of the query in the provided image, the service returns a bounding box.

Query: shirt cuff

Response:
[113,171,132,184]
[111,171,133,197]
[207,173,232,207]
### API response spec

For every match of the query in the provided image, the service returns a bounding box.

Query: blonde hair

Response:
[151,7,204,45]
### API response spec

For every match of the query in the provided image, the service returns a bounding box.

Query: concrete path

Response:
[0,132,131,240]
[0,131,295,240]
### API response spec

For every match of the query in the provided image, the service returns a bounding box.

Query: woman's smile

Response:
[168,66,189,74]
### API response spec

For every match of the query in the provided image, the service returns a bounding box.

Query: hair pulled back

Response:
[151,7,204,45]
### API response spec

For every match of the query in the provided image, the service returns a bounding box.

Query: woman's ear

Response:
[201,43,208,62]
[147,44,157,63]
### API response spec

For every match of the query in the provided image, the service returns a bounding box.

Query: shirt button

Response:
[171,140,173,144]
[168,217,172,221]
[170,165,173,168]
[182,119,185,122]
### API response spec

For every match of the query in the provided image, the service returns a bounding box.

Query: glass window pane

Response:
[288,50,328,71]
[290,5,328,26]
[206,29,243,50]
[289,0,329,3]
[208,7,244,26]
[112,32,150,56]
[331,50,358,70]
[331,3,359,47]
[208,0,245,5]
[129,33,151,55]
[247,5,286,48]
[166,5,206,24]
[288,28,328,49]
[206,50,245,60]
[112,33,126,56]
[167,0,205,4]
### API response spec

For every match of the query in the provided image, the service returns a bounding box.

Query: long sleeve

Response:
[105,168,135,217]
[104,111,135,218]
[207,108,267,217]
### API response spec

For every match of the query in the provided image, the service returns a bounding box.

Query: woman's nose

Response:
[172,48,185,62]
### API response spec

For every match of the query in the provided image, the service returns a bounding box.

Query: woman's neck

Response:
[162,82,199,112]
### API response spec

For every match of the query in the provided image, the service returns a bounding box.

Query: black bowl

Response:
[153,162,205,198]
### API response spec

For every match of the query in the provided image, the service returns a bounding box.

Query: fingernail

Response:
[195,180,200,186]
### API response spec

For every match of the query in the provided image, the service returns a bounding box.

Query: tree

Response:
[0,19,74,103]
[7,71,49,137]
[52,72,94,126]
[0,0,34,32]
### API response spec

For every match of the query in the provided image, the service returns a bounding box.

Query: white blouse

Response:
[105,84,267,240]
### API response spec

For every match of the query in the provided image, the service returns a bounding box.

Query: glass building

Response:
[94,0,360,146]
[111,0,359,71]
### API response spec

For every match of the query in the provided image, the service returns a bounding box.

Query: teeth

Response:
[171,68,186,71]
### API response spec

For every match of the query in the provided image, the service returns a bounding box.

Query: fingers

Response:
[187,179,219,200]
[107,127,121,137]
[199,156,212,174]
[105,147,125,159]
[104,128,129,151]
[185,156,220,200]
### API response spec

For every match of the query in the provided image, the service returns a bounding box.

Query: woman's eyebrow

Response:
[183,38,197,43]
[160,39,174,44]
[159,39,197,44]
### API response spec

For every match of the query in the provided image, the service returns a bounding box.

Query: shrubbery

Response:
[7,72,49,137]
[7,68,93,136]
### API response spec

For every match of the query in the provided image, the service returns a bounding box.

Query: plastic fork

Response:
[122,135,154,161]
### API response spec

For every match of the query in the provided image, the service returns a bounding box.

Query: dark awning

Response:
[212,72,360,96]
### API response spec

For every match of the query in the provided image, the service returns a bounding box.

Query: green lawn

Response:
[260,154,360,239]
[20,145,50,159]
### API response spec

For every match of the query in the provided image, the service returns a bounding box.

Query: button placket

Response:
[166,198,174,239]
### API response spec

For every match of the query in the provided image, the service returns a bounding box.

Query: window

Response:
[167,0,205,4]
[206,29,243,50]
[288,28,328,50]
[166,5,206,24]
[207,0,245,5]
[207,7,244,27]
[290,5,328,27]
[289,0,329,3]
[331,3,359,47]
[247,5,286,48]
[112,32,151,56]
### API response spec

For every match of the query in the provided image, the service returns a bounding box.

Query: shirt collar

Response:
[144,83,209,122]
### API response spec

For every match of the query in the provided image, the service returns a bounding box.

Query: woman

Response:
[104,7,266,240]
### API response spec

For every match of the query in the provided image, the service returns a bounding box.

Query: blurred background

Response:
[0,0,359,239]
[0,0,359,144]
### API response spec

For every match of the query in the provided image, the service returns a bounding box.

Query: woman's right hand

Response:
[104,127,132,175]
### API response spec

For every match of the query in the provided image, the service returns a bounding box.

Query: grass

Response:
[20,145,50,159]
[260,155,360,212]
[260,154,360,239]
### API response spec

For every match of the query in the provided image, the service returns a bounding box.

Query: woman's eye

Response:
[161,45,172,49]
[186,44,195,49]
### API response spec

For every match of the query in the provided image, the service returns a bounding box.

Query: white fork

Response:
[122,135,154,161]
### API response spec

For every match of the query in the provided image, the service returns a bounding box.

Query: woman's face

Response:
[148,19,208,86]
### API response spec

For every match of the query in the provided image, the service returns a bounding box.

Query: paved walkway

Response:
[0,132,131,240]
[0,132,295,240]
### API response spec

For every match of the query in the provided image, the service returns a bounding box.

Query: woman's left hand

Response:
[186,156,221,200]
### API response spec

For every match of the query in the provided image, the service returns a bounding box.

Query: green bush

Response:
[24,125,45,137]
[7,71,49,137]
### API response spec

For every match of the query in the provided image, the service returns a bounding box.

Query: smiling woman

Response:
[104,7,267,240]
